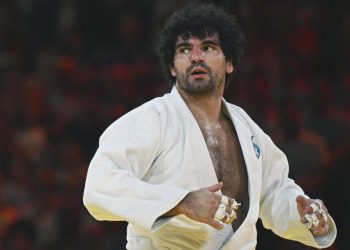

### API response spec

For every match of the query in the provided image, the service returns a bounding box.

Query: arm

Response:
[83,106,226,231]
[259,134,336,248]
[83,107,189,231]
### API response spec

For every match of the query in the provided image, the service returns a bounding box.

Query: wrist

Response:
[162,193,190,217]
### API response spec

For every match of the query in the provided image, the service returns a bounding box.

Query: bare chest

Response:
[199,117,249,229]
[201,121,248,196]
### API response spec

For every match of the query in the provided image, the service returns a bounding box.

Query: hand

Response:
[165,182,227,229]
[165,182,240,230]
[178,182,224,230]
[296,195,329,236]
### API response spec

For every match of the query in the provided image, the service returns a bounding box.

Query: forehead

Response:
[175,33,220,45]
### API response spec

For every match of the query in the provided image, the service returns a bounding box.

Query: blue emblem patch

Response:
[251,136,260,159]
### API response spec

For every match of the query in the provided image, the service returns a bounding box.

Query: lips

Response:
[189,67,208,79]
[190,67,208,75]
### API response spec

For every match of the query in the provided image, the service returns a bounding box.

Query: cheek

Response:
[208,56,227,70]
[212,60,229,75]
[172,60,187,75]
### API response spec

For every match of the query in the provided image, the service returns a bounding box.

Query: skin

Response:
[296,195,330,236]
[164,34,330,236]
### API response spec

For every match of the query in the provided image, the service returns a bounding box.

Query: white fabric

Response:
[83,87,336,249]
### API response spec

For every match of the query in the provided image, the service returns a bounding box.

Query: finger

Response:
[228,197,241,210]
[312,223,329,236]
[303,210,329,233]
[226,197,234,207]
[207,182,223,193]
[300,216,307,224]
[214,204,227,220]
[317,217,327,229]
[221,206,237,224]
[209,218,224,230]
[296,196,312,212]
[221,213,232,224]
[225,206,232,214]
[323,206,328,214]
[316,210,327,221]
[221,195,229,206]
[316,211,328,228]
[316,199,328,214]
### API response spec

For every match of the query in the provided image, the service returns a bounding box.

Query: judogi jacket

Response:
[83,87,336,249]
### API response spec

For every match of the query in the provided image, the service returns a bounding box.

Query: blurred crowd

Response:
[0,0,349,249]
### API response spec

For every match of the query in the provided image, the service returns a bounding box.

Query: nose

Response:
[189,48,205,62]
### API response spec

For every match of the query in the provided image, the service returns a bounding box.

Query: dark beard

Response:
[177,62,216,95]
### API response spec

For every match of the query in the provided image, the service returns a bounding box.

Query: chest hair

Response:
[198,114,249,230]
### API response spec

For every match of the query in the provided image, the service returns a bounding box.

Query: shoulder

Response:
[100,94,172,141]
[225,101,273,151]
[225,102,263,132]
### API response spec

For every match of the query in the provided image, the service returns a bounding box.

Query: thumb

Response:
[296,195,312,215]
[206,182,223,193]
[296,195,308,206]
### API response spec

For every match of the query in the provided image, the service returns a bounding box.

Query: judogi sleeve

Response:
[259,132,337,248]
[83,104,189,231]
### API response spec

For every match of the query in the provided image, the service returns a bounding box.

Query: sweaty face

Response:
[171,34,233,95]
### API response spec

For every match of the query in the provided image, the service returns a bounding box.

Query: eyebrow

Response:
[175,39,221,49]
[175,41,192,49]
[201,40,220,46]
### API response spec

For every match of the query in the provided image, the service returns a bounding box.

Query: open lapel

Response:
[223,100,263,230]
[169,87,219,189]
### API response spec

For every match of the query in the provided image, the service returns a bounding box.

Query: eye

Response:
[203,45,215,52]
[178,47,191,54]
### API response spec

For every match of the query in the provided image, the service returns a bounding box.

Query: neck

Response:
[177,85,224,123]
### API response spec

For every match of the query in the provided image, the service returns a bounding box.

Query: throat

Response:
[176,85,224,119]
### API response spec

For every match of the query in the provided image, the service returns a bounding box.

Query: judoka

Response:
[83,3,337,249]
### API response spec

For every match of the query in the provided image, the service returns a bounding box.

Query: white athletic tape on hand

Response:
[221,195,229,206]
[229,209,237,221]
[224,213,231,224]
[304,213,320,229]
[320,209,328,223]
[311,213,319,227]
[231,199,241,210]
[304,200,327,229]
[304,212,320,229]
[214,204,227,220]
[304,214,313,229]
[310,203,319,213]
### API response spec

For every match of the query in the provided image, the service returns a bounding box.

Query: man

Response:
[83,4,336,249]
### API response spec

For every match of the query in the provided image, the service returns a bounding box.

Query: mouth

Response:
[190,67,208,79]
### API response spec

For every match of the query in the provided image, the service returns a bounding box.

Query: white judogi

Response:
[83,87,336,249]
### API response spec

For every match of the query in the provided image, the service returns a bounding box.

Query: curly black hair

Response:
[156,3,245,85]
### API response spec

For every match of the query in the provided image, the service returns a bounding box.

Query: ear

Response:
[170,66,176,77]
[226,61,234,74]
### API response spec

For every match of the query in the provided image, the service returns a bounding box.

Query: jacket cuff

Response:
[313,215,337,248]
[149,187,190,231]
